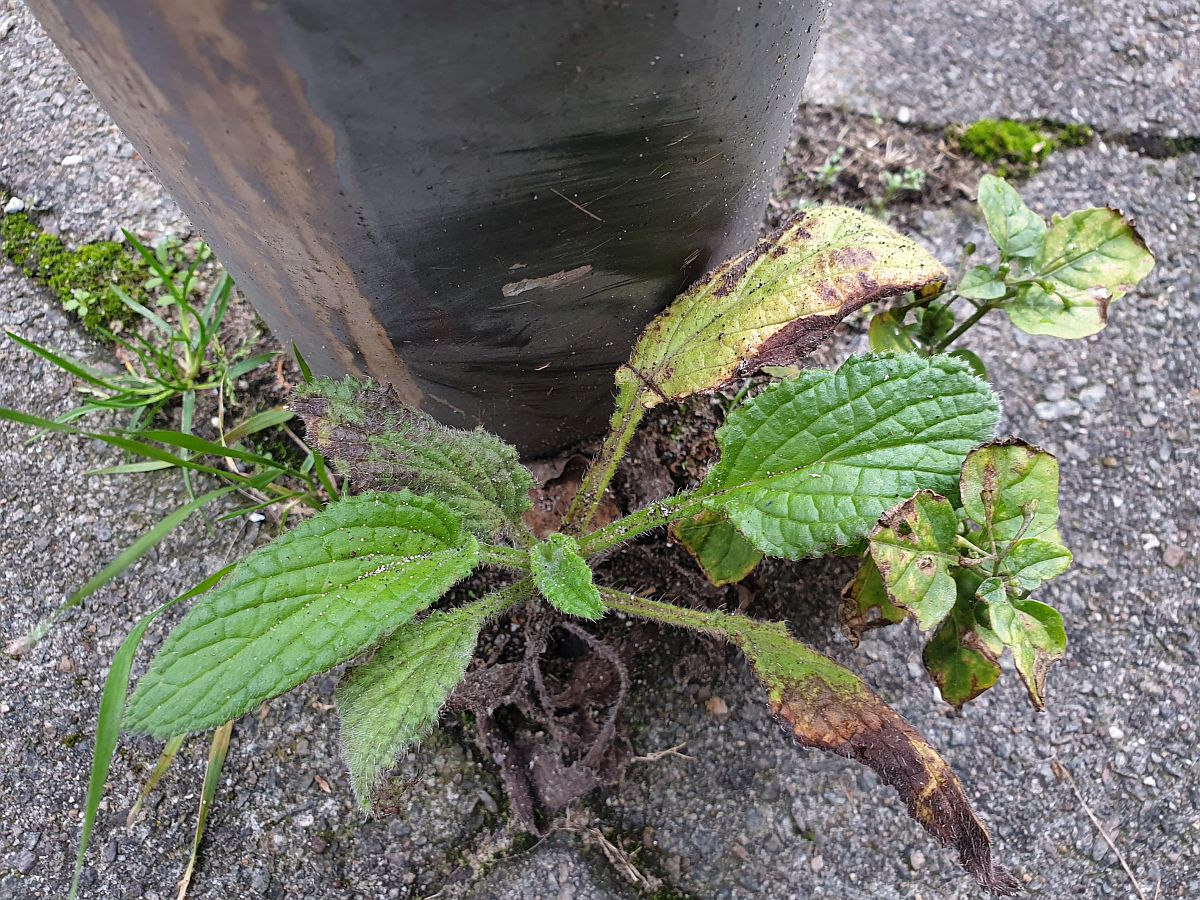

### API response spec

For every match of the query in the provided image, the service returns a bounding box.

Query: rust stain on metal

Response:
[502,265,594,298]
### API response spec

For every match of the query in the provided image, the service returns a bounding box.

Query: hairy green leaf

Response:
[1006,207,1154,338]
[869,491,960,631]
[672,509,763,587]
[337,602,490,803]
[948,348,988,381]
[292,377,534,539]
[700,354,999,559]
[977,174,1045,260]
[530,534,605,619]
[599,589,1018,896]
[125,491,479,737]
[957,265,1007,301]
[621,208,946,407]
[924,580,1002,710]
[839,555,906,647]
[960,440,1060,543]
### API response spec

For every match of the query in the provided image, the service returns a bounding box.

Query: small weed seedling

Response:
[28,176,1150,897]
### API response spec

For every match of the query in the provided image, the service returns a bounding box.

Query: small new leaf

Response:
[621,207,946,406]
[977,174,1046,260]
[337,602,490,803]
[672,509,763,587]
[701,354,999,559]
[1005,207,1154,338]
[869,491,960,631]
[125,492,479,737]
[531,534,605,620]
[292,377,534,539]
[867,308,918,353]
[839,555,906,647]
[957,265,1007,301]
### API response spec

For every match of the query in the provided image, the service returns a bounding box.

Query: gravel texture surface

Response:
[2,1,1198,898]
[807,0,1200,137]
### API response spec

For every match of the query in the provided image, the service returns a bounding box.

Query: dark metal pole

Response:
[28,0,824,455]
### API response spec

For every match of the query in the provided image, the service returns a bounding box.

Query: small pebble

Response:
[3,196,24,214]
[1162,545,1187,569]
[61,154,84,166]
[705,696,729,717]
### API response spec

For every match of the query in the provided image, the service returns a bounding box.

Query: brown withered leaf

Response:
[733,622,1020,896]
[619,206,946,407]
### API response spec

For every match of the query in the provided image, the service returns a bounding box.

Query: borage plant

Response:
[72,179,1153,897]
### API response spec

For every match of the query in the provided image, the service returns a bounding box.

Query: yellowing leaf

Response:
[621,208,946,407]
[1006,207,1154,338]
[839,555,907,647]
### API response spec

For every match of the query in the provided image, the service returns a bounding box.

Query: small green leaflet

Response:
[699,354,999,559]
[1005,207,1154,338]
[672,509,763,587]
[957,265,1007,301]
[620,207,946,407]
[982,597,1067,709]
[337,602,490,803]
[292,377,534,539]
[867,309,919,354]
[869,491,960,631]
[977,174,1046,260]
[530,534,605,619]
[125,491,479,737]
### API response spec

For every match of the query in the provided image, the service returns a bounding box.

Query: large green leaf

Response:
[337,602,489,803]
[530,534,605,620]
[869,491,960,631]
[672,509,763,587]
[620,207,946,407]
[1005,207,1154,338]
[699,354,999,559]
[125,491,479,736]
[977,174,1045,260]
[292,377,534,539]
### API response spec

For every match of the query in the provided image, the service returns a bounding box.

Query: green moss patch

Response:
[951,118,1094,176]
[1,211,145,335]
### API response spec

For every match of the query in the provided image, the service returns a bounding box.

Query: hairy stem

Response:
[600,587,744,637]
[577,489,707,556]
[471,577,535,619]
[562,374,645,535]
[479,544,531,571]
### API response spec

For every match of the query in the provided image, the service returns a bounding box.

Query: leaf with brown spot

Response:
[839,555,906,647]
[620,207,946,407]
[598,589,1019,896]
[869,491,960,632]
[924,574,1002,709]
[736,623,1019,896]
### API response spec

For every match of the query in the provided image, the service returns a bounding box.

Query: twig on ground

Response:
[1051,758,1150,900]
[630,741,692,765]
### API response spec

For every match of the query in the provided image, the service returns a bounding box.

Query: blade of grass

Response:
[222,408,293,446]
[202,272,234,339]
[68,565,234,900]
[216,492,305,522]
[226,351,277,381]
[291,341,313,383]
[6,331,122,391]
[180,390,196,499]
[11,483,245,653]
[111,285,172,335]
[177,721,234,900]
[126,734,187,826]
[135,429,307,479]
[85,460,175,476]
